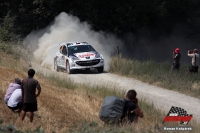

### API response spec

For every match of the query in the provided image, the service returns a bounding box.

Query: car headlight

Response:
[69,56,79,61]
[100,54,104,59]
[95,53,101,58]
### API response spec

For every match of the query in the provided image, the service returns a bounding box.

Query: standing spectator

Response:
[188,49,199,74]
[121,89,143,124]
[4,78,21,104]
[7,88,23,114]
[172,48,181,71]
[20,69,41,122]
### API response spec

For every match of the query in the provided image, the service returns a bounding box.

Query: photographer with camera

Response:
[188,49,199,74]
[121,89,143,124]
[172,48,181,71]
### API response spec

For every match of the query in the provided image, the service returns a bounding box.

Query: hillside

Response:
[0,48,200,132]
[0,52,102,132]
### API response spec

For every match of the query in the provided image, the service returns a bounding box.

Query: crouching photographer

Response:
[188,49,199,74]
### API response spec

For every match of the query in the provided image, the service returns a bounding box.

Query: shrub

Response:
[0,13,20,42]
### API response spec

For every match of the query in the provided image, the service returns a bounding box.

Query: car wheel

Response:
[66,61,73,74]
[54,58,59,71]
[97,66,104,73]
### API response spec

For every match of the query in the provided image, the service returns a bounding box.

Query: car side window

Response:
[62,46,68,56]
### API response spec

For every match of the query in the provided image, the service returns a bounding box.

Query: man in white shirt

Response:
[188,49,199,73]
[7,88,23,112]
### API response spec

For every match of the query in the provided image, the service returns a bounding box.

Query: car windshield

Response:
[68,45,96,54]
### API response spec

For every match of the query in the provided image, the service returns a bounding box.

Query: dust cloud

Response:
[23,12,122,70]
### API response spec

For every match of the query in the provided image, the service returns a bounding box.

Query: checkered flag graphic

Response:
[163,106,192,125]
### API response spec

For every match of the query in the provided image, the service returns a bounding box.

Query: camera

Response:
[188,50,192,54]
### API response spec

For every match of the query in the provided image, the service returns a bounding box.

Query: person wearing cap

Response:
[188,49,199,73]
[172,48,181,71]
[4,78,21,104]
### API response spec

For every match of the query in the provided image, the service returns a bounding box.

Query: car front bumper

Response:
[69,58,104,70]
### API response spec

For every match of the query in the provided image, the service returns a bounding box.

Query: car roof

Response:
[59,42,90,47]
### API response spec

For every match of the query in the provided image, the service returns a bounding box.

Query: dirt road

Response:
[32,63,200,123]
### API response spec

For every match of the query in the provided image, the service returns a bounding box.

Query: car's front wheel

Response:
[97,66,104,73]
[66,61,73,74]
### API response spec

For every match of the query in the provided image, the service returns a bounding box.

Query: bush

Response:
[0,13,20,42]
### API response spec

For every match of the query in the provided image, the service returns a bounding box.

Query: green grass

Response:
[109,55,200,98]
[0,123,44,133]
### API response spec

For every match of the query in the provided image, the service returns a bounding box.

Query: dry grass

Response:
[109,55,200,98]
[0,48,200,133]
[0,66,104,132]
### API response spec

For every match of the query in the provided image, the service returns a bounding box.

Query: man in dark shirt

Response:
[172,48,181,71]
[121,90,143,123]
[20,69,41,122]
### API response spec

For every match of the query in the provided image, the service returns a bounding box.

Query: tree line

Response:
[1,0,200,42]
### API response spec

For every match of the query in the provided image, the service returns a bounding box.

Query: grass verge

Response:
[0,46,200,132]
[109,55,200,98]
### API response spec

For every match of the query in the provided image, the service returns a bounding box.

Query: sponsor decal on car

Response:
[77,53,95,58]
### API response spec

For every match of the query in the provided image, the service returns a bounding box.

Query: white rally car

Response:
[54,42,104,74]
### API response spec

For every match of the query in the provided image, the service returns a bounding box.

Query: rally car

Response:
[54,42,104,74]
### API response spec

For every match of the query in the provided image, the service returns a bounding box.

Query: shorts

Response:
[189,65,198,73]
[23,102,38,112]
[8,102,24,111]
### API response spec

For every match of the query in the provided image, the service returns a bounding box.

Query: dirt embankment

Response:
[0,66,102,132]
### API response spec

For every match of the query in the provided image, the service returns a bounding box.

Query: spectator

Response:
[188,49,199,74]
[7,88,23,114]
[121,89,143,124]
[4,78,21,104]
[20,69,41,122]
[172,48,181,71]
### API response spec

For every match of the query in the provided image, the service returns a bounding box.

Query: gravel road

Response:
[32,63,200,123]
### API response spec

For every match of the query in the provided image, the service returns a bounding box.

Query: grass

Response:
[0,45,200,132]
[109,55,200,98]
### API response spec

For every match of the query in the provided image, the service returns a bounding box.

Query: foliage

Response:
[0,13,20,42]
[1,0,200,39]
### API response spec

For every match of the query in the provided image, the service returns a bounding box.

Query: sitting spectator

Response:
[121,89,143,123]
[7,88,23,114]
[4,78,21,104]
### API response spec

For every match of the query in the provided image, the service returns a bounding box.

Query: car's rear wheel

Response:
[66,61,73,74]
[54,58,59,71]
[97,66,104,73]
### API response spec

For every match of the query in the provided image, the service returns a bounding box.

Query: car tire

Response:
[97,66,104,73]
[66,61,73,74]
[54,58,59,71]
